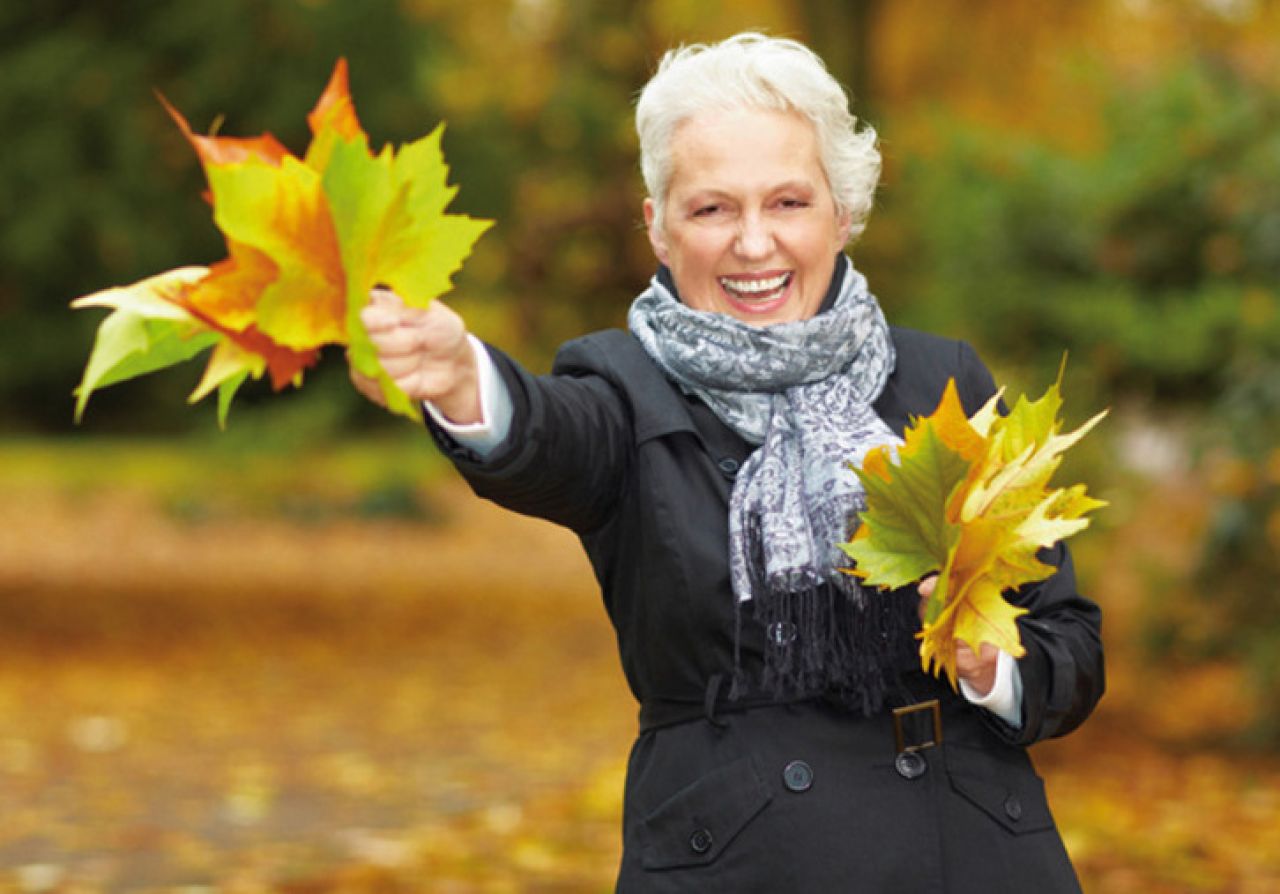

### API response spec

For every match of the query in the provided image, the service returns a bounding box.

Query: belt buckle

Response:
[892,699,943,753]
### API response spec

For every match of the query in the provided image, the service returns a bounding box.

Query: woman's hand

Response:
[349,288,482,423]
[916,575,999,697]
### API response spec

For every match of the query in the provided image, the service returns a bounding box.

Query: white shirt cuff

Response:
[423,335,513,459]
[959,649,1023,729]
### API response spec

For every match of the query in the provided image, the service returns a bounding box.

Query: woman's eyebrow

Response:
[768,179,818,194]
[679,179,817,201]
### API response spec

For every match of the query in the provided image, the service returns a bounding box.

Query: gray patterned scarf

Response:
[630,256,914,709]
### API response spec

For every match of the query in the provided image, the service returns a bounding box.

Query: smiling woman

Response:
[347,32,1104,893]
[643,107,851,325]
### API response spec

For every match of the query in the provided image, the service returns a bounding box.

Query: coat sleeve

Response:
[423,337,633,535]
[956,341,1106,746]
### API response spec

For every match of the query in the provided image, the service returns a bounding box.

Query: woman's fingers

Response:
[378,352,428,380]
[349,288,477,410]
[359,292,457,359]
[369,285,398,304]
[346,352,387,408]
[916,574,938,622]
[912,574,1001,695]
[366,323,428,358]
[359,287,404,332]
[955,640,999,697]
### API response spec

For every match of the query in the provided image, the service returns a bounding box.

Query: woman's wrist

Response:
[424,337,514,460]
[959,650,1023,728]
[426,336,483,423]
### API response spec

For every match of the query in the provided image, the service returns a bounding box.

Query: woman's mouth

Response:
[717,271,794,315]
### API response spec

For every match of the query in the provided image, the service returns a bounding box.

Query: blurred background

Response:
[2,0,1279,891]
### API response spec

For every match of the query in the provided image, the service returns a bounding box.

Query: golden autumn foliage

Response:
[842,375,1107,686]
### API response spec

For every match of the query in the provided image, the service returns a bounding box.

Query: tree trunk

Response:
[800,0,883,117]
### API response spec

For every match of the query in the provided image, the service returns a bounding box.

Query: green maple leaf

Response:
[841,381,978,589]
[71,268,221,422]
[323,126,492,421]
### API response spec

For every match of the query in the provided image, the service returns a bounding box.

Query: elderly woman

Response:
[352,33,1102,893]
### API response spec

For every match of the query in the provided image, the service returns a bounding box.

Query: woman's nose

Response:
[734,214,774,260]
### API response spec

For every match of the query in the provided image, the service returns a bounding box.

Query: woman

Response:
[351,33,1103,893]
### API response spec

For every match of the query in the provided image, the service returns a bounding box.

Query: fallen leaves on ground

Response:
[0,440,1276,892]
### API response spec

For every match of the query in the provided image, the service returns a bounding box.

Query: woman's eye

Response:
[693,205,721,217]
[778,198,810,210]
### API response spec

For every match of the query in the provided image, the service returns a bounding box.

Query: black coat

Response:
[426,326,1105,893]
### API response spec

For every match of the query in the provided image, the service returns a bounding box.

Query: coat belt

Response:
[638,671,957,735]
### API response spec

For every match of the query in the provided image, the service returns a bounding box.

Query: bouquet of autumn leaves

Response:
[72,61,490,425]
[841,375,1106,688]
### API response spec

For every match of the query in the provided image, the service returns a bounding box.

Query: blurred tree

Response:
[891,59,1280,402]
[797,0,883,116]
[1187,352,1280,745]
[413,0,660,356]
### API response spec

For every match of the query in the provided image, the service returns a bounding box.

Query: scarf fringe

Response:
[735,580,919,716]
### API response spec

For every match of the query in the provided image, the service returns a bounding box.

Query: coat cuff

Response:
[422,335,514,459]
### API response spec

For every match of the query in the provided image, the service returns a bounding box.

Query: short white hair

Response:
[636,32,881,243]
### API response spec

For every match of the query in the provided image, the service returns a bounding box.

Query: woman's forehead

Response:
[669,106,814,147]
[666,108,825,195]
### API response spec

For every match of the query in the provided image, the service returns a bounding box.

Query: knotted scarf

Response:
[628,255,917,712]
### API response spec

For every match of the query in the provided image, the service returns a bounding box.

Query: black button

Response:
[767,621,797,647]
[782,760,814,792]
[894,751,927,780]
[689,827,713,854]
[717,457,740,478]
[1004,794,1023,821]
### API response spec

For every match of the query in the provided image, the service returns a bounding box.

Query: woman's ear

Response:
[835,208,854,247]
[644,198,670,264]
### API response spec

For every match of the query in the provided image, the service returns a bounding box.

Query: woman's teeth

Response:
[719,272,791,298]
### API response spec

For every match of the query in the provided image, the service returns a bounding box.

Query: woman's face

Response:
[645,107,852,326]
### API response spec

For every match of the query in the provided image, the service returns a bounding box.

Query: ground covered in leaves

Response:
[0,439,1276,893]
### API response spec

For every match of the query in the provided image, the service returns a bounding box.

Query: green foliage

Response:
[894,60,1280,402]
[1178,356,1280,745]
[325,123,493,421]
[842,417,970,590]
